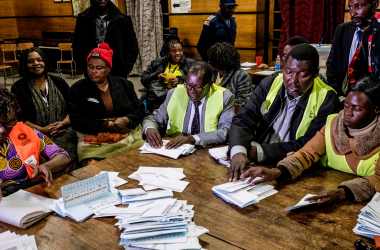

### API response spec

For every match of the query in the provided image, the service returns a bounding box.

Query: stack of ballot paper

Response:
[0,231,38,250]
[128,166,189,192]
[354,193,380,238]
[0,190,56,228]
[212,179,278,208]
[208,146,230,167]
[139,140,195,159]
[114,197,208,249]
[53,172,122,222]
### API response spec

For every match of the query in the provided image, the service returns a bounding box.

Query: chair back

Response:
[0,43,17,64]
[17,42,34,51]
[58,43,73,60]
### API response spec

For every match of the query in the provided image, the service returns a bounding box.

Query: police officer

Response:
[197,0,238,61]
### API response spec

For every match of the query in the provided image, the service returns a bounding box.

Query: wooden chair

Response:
[0,43,19,67]
[17,42,34,51]
[0,64,11,89]
[56,42,76,78]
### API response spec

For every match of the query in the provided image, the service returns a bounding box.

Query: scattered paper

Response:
[213,179,277,208]
[354,192,380,238]
[285,194,318,212]
[139,140,195,159]
[0,231,38,250]
[254,70,275,76]
[241,62,257,68]
[208,146,230,167]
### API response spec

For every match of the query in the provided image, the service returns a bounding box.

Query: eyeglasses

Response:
[185,84,204,91]
[354,239,376,250]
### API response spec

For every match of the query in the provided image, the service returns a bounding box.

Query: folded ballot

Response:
[286,194,319,212]
[208,146,230,167]
[0,190,55,228]
[0,231,38,250]
[139,140,195,159]
[354,192,380,238]
[212,179,278,208]
[129,166,189,192]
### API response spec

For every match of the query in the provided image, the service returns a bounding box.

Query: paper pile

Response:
[241,62,256,71]
[53,172,123,222]
[354,193,380,238]
[0,231,38,250]
[208,146,230,167]
[115,197,208,249]
[0,190,55,228]
[139,140,195,159]
[212,178,277,208]
[129,166,189,192]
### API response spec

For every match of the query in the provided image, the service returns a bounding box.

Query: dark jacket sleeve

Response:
[229,75,276,149]
[260,90,340,164]
[73,15,89,72]
[120,79,145,129]
[141,58,165,89]
[123,15,139,75]
[11,79,36,122]
[68,82,106,134]
[197,23,214,61]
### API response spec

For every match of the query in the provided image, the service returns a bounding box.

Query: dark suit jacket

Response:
[326,22,357,94]
[229,73,340,164]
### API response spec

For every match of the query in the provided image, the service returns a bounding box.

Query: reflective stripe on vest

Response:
[166,84,225,136]
[262,73,335,139]
[322,114,379,176]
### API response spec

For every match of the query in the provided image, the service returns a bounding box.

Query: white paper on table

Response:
[0,234,38,250]
[119,188,146,196]
[139,175,189,193]
[98,171,128,188]
[121,190,173,203]
[0,190,55,228]
[286,194,318,212]
[139,141,195,159]
[208,146,230,167]
[241,62,257,68]
[254,70,275,76]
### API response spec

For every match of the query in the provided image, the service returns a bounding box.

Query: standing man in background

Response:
[197,0,238,61]
[326,0,379,95]
[73,0,139,78]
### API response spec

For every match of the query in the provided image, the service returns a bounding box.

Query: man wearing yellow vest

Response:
[229,44,339,181]
[143,62,234,148]
[241,78,380,205]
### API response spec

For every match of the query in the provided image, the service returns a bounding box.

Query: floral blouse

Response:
[0,129,68,181]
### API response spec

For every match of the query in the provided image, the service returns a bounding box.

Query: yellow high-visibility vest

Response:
[321,114,379,176]
[262,73,335,139]
[166,84,225,136]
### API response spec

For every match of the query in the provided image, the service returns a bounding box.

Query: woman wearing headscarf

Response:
[0,89,71,198]
[241,77,380,205]
[69,42,145,163]
[12,48,77,163]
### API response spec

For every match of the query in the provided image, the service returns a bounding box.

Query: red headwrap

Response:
[87,42,113,68]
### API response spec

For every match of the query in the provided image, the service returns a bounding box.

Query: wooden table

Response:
[0,149,365,250]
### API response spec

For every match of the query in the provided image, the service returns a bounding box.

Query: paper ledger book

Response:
[0,190,55,228]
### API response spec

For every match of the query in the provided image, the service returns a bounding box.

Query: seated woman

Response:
[0,89,71,197]
[12,48,77,163]
[141,39,195,112]
[241,77,380,205]
[69,42,145,163]
[207,42,253,110]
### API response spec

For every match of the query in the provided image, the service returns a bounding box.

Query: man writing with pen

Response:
[143,62,235,149]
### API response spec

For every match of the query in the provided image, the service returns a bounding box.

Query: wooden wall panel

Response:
[17,17,75,39]
[0,19,19,40]
[169,0,264,13]
[0,1,16,17]
[169,14,257,48]
[14,1,73,17]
